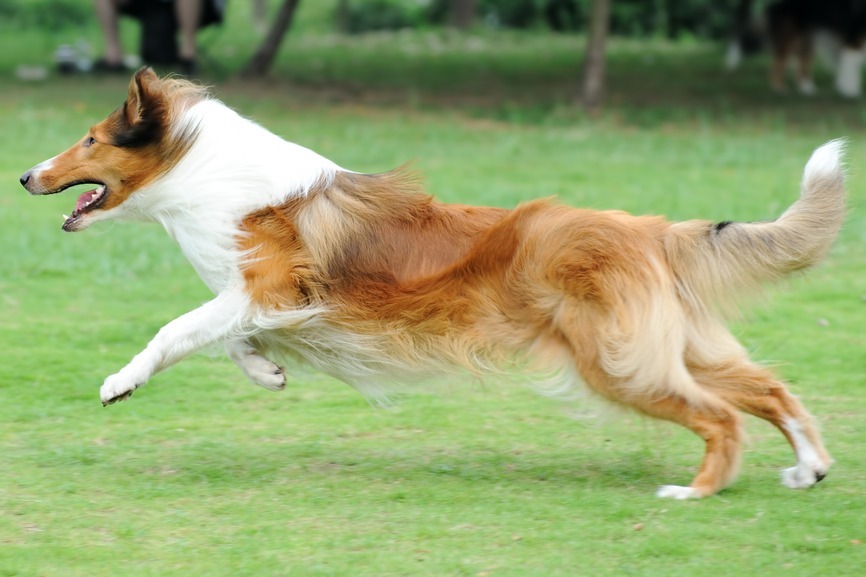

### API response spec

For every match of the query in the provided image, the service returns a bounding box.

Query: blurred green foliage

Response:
[0,0,752,40]
[347,0,745,39]
[340,0,418,33]
[0,0,91,30]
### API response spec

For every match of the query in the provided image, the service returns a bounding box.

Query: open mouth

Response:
[60,184,108,231]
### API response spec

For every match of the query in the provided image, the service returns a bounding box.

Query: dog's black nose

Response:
[19,172,31,187]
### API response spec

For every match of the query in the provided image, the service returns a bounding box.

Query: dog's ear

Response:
[124,67,160,126]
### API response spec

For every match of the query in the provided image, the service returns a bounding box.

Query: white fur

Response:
[835,47,863,98]
[225,339,285,391]
[99,101,340,404]
[656,485,699,500]
[33,156,56,174]
[100,290,254,404]
[23,157,57,193]
[803,138,845,180]
[776,139,846,235]
[250,310,481,403]
[780,417,829,489]
[88,99,836,500]
[96,100,340,293]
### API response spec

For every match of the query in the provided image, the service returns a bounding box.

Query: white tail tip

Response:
[803,139,846,182]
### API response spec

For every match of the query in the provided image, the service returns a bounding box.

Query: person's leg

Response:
[94,0,124,66]
[176,0,203,67]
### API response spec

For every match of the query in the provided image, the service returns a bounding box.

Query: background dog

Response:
[728,0,866,97]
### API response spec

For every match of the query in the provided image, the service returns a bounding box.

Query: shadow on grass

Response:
[108,440,669,495]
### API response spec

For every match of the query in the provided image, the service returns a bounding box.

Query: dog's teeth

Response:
[62,214,70,221]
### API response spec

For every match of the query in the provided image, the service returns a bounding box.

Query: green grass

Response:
[2,5,866,576]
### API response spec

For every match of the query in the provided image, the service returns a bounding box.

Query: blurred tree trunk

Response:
[241,0,301,78]
[580,0,610,112]
[450,0,476,29]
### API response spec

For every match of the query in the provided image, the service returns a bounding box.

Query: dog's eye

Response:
[83,136,96,148]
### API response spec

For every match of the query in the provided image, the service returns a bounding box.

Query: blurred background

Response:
[1,0,863,127]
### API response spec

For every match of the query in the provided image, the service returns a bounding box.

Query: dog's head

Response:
[19,67,201,231]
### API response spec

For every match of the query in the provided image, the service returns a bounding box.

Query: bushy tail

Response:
[667,140,846,312]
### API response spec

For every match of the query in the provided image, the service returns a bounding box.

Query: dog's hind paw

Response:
[226,341,286,392]
[781,463,828,489]
[656,485,701,500]
[246,362,286,391]
[240,353,286,391]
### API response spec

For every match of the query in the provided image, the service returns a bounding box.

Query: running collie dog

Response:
[20,68,845,499]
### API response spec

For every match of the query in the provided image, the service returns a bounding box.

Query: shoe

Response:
[92,58,127,74]
[178,58,198,77]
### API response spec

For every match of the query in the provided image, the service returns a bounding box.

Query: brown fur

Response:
[21,69,842,497]
[22,68,205,228]
[238,168,838,498]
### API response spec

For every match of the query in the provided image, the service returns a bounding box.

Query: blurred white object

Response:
[55,44,77,74]
[75,39,93,72]
[123,54,142,69]
[15,65,49,81]
[836,47,864,98]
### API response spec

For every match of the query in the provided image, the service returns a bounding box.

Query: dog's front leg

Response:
[100,291,251,405]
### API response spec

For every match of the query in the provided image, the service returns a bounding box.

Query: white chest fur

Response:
[133,101,340,293]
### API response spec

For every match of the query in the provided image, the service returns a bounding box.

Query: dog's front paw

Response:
[100,373,141,406]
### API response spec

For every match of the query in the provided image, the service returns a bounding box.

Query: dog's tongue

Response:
[75,189,100,213]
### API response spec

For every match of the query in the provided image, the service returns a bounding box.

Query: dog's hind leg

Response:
[226,339,286,391]
[557,312,743,499]
[616,374,744,500]
[589,367,743,499]
[689,359,832,490]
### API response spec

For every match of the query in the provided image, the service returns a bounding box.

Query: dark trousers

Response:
[119,0,225,64]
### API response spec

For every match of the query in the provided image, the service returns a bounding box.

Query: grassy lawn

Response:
[2,3,866,576]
